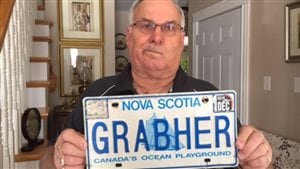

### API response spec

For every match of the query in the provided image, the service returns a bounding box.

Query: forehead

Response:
[133,0,181,23]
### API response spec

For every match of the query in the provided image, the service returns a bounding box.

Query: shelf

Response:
[15,140,48,162]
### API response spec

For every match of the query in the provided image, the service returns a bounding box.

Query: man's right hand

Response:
[53,129,87,169]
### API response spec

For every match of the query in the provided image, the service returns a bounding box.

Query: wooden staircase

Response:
[15,1,53,163]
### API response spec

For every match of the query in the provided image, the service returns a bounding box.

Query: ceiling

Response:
[116,0,188,11]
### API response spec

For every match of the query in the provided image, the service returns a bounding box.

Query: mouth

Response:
[144,49,161,55]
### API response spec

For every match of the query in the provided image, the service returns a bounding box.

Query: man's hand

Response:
[236,125,272,169]
[54,129,87,169]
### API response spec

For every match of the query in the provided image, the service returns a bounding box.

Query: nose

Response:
[149,26,164,44]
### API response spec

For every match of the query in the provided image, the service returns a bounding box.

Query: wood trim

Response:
[26,81,51,88]
[30,57,52,63]
[35,19,53,27]
[33,36,52,43]
[0,0,16,50]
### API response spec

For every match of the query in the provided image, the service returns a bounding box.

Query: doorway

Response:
[192,0,250,124]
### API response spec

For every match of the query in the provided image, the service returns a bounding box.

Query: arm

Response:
[39,129,87,169]
[236,125,273,169]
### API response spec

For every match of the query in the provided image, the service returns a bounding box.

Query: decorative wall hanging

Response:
[115,33,127,50]
[58,0,103,42]
[285,2,300,62]
[59,43,103,96]
[115,55,128,72]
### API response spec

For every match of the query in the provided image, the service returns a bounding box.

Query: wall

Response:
[189,0,300,142]
[45,0,115,106]
[249,0,300,142]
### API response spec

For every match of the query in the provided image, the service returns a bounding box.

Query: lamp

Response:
[78,59,92,94]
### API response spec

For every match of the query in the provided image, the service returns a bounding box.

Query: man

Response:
[40,0,272,168]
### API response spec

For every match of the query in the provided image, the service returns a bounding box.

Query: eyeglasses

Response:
[131,20,183,36]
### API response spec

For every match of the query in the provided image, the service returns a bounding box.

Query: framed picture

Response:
[285,2,300,62]
[59,44,103,96]
[58,0,103,42]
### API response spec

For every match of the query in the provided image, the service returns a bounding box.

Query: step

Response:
[26,87,48,108]
[37,5,45,20]
[37,107,50,119]
[34,20,52,37]
[37,5,45,11]
[26,81,50,88]
[15,140,48,162]
[33,36,52,43]
[33,41,49,57]
[35,20,53,27]
[30,57,51,63]
[30,63,48,81]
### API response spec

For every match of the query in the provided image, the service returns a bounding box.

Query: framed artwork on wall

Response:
[285,2,300,62]
[59,43,103,96]
[58,0,103,42]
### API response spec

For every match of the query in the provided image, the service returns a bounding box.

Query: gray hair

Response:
[128,0,185,29]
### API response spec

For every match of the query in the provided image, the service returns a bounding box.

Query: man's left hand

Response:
[236,125,272,169]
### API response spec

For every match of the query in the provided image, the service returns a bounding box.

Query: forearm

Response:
[39,146,56,169]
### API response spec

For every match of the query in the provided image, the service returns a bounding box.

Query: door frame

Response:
[192,0,250,124]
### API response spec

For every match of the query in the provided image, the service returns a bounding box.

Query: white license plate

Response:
[83,90,238,169]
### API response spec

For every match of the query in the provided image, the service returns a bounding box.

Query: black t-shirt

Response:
[49,64,240,168]
[49,64,218,145]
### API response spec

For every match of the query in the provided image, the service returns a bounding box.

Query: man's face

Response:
[126,0,185,78]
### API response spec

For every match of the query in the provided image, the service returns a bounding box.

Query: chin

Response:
[143,62,166,71]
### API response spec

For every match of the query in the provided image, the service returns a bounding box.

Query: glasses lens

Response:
[137,21,155,33]
[162,23,179,32]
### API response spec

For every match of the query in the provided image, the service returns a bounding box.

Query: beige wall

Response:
[249,0,300,142]
[189,0,300,142]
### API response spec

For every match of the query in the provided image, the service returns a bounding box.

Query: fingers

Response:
[59,138,86,157]
[60,129,87,150]
[54,129,87,169]
[240,149,272,169]
[237,125,273,168]
[237,126,265,160]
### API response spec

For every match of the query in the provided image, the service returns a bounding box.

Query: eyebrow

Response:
[137,18,179,24]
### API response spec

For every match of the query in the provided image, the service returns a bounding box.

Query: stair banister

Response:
[0,0,16,51]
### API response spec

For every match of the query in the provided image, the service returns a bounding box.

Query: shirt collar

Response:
[114,63,189,94]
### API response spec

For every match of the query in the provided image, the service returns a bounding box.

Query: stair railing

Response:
[0,0,15,50]
[0,0,37,168]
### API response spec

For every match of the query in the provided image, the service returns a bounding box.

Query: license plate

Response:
[83,90,238,169]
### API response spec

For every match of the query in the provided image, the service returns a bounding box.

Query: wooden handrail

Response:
[0,0,16,51]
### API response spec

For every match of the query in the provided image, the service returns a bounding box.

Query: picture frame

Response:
[58,0,103,42]
[285,2,300,62]
[59,43,104,96]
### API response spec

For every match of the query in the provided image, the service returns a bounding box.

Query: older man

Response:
[40,0,272,168]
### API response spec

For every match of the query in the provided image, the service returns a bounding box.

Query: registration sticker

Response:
[83,90,238,169]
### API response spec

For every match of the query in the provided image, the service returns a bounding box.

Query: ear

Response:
[125,27,131,45]
[181,31,185,44]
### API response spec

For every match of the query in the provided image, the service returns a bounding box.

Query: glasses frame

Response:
[131,20,183,35]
